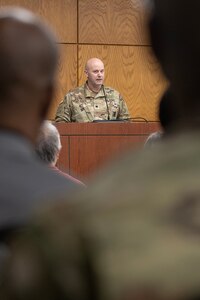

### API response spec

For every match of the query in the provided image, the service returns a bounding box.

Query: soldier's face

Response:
[85,60,105,88]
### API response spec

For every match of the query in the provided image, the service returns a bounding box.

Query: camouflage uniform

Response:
[55,83,130,122]
[3,132,200,300]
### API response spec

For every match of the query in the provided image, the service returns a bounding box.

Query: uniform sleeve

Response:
[55,93,72,122]
[118,94,130,120]
[1,207,95,300]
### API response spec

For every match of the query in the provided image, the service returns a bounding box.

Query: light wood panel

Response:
[48,44,77,120]
[79,0,149,45]
[0,0,77,42]
[0,0,166,121]
[78,45,167,121]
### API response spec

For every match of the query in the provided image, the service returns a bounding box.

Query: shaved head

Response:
[0,7,58,142]
[85,58,104,72]
[84,58,105,92]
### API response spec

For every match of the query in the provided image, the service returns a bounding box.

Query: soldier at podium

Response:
[55,58,130,122]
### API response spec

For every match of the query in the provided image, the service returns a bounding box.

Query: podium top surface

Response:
[55,121,160,136]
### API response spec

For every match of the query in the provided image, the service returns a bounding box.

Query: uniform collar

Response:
[84,82,105,98]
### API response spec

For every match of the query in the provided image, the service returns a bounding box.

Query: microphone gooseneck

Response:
[102,86,110,120]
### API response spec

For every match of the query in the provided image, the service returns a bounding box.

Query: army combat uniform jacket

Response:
[55,83,130,122]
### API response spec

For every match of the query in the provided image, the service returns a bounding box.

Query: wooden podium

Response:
[55,122,160,180]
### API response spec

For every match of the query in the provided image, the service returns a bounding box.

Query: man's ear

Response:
[84,69,88,78]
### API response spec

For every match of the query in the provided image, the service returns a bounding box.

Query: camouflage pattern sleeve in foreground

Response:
[4,133,200,300]
[3,133,200,300]
[1,204,95,300]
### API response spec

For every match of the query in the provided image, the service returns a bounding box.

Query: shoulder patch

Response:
[104,86,115,92]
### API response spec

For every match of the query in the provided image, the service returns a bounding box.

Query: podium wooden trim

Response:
[55,122,160,179]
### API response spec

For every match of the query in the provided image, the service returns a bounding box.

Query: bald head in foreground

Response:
[3,1,200,300]
[55,57,130,122]
[0,8,80,237]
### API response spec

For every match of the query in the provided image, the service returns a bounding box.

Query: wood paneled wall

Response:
[0,0,167,121]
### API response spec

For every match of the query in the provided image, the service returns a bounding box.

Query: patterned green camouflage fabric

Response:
[3,131,200,300]
[55,83,130,122]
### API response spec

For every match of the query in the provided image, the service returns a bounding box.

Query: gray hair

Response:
[144,131,163,149]
[36,121,61,164]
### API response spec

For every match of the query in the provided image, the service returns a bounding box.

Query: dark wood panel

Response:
[69,135,146,178]
[56,136,70,173]
[78,45,167,121]
[79,0,149,45]
[56,122,160,178]
[0,0,77,42]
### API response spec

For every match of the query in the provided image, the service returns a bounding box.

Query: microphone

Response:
[102,86,110,120]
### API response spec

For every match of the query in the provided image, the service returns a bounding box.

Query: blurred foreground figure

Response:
[144,131,163,148]
[0,7,79,255]
[3,1,200,300]
[144,88,177,148]
[36,121,85,186]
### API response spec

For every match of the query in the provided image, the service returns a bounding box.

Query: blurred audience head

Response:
[158,88,180,134]
[149,0,200,127]
[144,131,162,149]
[0,7,58,142]
[36,121,61,166]
[145,87,178,148]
